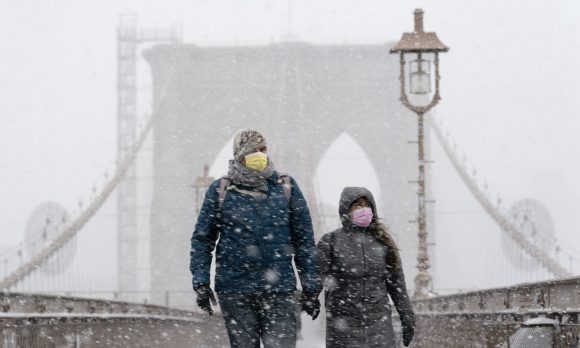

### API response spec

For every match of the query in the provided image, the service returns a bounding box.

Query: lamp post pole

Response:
[192,165,214,215]
[391,9,449,299]
[415,110,430,299]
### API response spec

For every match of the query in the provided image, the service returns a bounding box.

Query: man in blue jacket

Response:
[190,129,321,348]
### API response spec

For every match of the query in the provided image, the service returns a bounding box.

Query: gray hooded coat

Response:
[317,187,415,348]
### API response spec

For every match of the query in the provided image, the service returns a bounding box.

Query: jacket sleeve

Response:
[316,233,333,285]
[288,176,322,295]
[386,264,416,330]
[190,180,220,290]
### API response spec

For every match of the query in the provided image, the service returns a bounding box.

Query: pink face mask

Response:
[351,207,373,228]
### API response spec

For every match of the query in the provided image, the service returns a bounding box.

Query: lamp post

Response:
[391,8,449,299]
[192,165,214,215]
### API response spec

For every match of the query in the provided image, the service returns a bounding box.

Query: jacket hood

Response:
[339,187,378,226]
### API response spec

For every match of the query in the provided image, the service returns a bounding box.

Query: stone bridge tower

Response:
[144,42,431,305]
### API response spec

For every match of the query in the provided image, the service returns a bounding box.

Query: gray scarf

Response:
[227,159,274,192]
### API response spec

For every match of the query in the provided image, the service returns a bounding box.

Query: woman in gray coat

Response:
[317,187,415,347]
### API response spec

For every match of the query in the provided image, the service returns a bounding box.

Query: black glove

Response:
[194,285,217,315]
[402,322,414,347]
[300,292,320,320]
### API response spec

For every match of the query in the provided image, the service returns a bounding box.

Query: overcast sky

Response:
[1,1,579,269]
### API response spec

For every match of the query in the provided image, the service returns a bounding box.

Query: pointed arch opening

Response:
[314,132,381,234]
[208,134,236,178]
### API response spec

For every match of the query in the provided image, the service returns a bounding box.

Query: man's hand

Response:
[402,322,414,347]
[300,292,320,320]
[194,285,217,315]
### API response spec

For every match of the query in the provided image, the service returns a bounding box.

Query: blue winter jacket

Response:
[190,171,321,295]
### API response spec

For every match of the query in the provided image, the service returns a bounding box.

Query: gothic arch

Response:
[145,42,423,301]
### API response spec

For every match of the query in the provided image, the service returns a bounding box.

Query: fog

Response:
[0,0,579,345]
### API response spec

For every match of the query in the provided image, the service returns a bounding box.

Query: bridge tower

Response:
[117,13,139,302]
[144,43,427,305]
[116,14,181,301]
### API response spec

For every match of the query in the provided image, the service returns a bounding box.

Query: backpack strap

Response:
[218,176,232,209]
[276,172,292,202]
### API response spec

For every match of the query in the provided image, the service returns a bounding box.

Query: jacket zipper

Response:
[361,233,368,348]
[254,199,266,291]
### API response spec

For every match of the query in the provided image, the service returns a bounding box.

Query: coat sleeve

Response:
[288,176,322,295]
[316,232,333,285]
[189,180,220,290]
[386,263,416,330]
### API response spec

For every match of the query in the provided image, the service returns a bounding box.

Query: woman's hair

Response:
[369,220,402,270]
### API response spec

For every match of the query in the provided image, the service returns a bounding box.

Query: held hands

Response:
[300,292,321,320]
[194,284,217,315]
[402,321,415,347]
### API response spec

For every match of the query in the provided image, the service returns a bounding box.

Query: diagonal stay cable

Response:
[429,119,571,278]
[0,60,177,290]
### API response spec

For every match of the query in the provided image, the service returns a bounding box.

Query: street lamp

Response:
[192,165,214,215]
[390,8,449,299]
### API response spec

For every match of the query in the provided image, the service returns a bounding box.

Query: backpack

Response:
[217,172,292,208]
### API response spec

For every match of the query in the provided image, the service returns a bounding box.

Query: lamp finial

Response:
[414,8,424,33]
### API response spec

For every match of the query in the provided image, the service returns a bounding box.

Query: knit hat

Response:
[233,129,267,161]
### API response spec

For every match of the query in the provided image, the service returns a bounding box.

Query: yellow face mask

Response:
[244,152,268,172]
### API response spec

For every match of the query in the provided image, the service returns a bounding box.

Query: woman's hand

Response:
[300,292,321,320]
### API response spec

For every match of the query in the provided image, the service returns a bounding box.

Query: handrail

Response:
[0,291,201,317]
[414,275,580,315]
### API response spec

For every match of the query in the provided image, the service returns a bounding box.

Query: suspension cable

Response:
[429,119,571,278]
[0,53,176,290]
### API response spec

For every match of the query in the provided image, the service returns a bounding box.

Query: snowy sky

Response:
[0,0,579,268]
